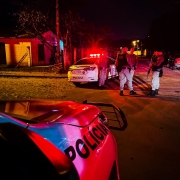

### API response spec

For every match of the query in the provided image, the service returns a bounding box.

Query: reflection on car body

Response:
[68,54,118,86]
[0,99,126,180]
[174,53,180,69]
[0,123,79,180]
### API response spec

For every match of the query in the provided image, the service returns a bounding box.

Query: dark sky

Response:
[80,0,180,40]
[1,0,180,40]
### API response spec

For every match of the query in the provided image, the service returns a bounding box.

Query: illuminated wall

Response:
[0,30,61,67]
[133,50,141,56]
[5,42,31,67]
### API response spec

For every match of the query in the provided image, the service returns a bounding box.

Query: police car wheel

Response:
[73,82,81,86]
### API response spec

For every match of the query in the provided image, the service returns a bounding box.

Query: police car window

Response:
[75,58,98,65]
[3,110,64,123]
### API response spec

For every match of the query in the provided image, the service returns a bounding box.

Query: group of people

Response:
[98,47,164,97]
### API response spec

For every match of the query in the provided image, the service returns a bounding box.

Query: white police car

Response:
[0,99,126,180]
[68,53,118,86]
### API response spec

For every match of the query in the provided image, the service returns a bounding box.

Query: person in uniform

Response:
[98,51,109,89]
[147,51,164,96]
[127,47,138,71]
[126,47,138,86]
[115,47,137,96]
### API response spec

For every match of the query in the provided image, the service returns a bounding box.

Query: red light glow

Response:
[90,53,101,58]
[25,129,72,174]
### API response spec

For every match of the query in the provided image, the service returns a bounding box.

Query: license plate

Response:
[73,77,83,79]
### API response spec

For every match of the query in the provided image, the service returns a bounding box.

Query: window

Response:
[38,44,44,61]
[75,58,97,65]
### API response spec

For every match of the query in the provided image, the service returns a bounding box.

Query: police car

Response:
[0,99,126,180]
[68,53,118,86]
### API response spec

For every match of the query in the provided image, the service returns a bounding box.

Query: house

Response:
[0,30,63,67]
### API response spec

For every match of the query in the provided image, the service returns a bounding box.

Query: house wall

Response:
[31,37,54,66]
[0,38,31,67]
[0,31,60,67]
[29,30,59,66]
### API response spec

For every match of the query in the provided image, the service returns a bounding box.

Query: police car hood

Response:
[0,100,100,127]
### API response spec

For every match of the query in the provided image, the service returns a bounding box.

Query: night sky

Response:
[1,0,180,40]
[80,0,180,40]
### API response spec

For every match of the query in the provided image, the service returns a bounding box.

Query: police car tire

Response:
[73,82,81,86]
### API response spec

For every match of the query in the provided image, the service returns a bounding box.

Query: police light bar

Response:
[90,53,101,58]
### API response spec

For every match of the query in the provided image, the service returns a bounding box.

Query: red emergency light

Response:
[90,53,101,58]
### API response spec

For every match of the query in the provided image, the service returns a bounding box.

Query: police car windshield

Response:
[75,58,98,65]
[0,101,65,124]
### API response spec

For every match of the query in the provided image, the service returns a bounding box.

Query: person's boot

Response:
[130,90,137,95]
[147,90,156,96]
[120,91,123,96]
[155,89,159,95]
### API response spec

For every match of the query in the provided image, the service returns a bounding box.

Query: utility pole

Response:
[56,0,61,63]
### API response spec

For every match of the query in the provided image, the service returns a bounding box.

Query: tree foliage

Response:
[13,3,55,36]
[61,10,84,46]
[61,10,113,49]
[82,22,113,48]
[12,0,113,50]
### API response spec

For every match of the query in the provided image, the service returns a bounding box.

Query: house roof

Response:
[0,28,57,39]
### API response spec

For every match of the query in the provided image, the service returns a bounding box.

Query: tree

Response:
[13,4,55,50]
[61,10,84,70]
[55,0,61,64]
[13,0,65,72]
[82,22,113,49]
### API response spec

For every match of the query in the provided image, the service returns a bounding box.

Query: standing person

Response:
[115,47,137,96]
[147,51,164,96]
[98,51,109,89]
[127,47,138,84]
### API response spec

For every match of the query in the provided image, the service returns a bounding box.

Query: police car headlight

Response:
[98,113,109,127]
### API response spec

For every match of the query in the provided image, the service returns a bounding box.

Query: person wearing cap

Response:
[147,51,164,96]
[115,47,137,96]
